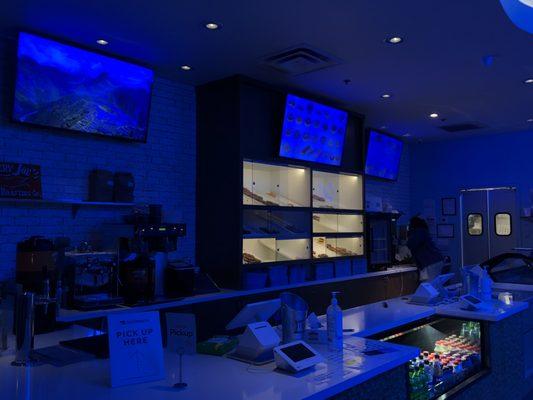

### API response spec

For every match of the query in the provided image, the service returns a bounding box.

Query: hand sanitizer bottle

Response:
[327,292,343,351]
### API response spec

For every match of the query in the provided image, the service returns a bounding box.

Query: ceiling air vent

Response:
[262,44,341,75]
[439,123,485,133]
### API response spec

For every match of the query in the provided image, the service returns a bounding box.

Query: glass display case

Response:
[243,209,310,239]
[243,238,310,264]
[312,170,363,210]
[313,213,364,234]
[312,236,364,258]
[243,161,310,207]
[377,318,485,400]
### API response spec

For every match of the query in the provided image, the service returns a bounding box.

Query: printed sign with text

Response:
[166,313,196,354]
[108,311,165,387]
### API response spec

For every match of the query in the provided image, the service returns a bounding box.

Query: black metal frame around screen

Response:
[10,30,155,143]
[364,127,404,182]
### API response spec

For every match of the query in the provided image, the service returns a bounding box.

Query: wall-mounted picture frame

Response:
[442,197,456,216]
[437,224,455,238]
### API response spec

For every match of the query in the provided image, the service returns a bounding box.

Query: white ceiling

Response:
[1,0,532,141]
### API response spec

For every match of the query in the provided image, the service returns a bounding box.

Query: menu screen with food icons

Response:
[279,94,348,166]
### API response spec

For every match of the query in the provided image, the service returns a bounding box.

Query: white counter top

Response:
[435,299,529,322]
[319,297,435,338]
[0,328,418,400]
[57,267,417,323]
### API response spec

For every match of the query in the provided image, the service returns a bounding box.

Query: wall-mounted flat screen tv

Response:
[13,32,154,142]
[365,130,403,180]
[279,94,347,166]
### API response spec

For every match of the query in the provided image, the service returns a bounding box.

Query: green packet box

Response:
[197,335,238,356]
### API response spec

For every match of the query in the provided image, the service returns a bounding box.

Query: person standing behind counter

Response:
[407,216,444,281]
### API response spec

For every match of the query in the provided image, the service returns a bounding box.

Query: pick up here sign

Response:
[108,311,165,387]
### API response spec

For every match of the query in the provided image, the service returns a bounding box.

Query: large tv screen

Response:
[279,94,347,166]
[365,130,403,180]
[13,32,154,142]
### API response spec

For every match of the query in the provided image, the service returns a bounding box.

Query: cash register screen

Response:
[280,343,316,362]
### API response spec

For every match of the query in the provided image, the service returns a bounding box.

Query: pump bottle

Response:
[327,292,343,351]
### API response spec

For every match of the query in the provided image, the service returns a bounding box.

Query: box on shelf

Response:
[313,213,364,234]
[243,161,310,207]
[268,265,288,287]
[242,270,268,290]
[334,259,352,277]
[312,170,363,210]
[88,169,114,202]
[288,264,306,284]
[113,172,135,202]
[352,258,368,275]
[314,262,335,280]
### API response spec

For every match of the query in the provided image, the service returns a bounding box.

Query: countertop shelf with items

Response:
[0,197,144,217]
[55,267,418,323]
[5,286,528,400]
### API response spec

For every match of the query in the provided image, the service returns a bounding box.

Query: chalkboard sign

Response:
[0,162,42,199]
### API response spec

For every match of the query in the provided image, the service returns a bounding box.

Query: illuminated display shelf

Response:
[243,161,310,207]
[241,161,365,266]
[313,213,364,234]
[243,238,311,264]
[312,170,363,210]
[312,236,364,259]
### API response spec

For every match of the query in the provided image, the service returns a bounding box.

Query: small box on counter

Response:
[88,169,114,202]
[114,172,135,202]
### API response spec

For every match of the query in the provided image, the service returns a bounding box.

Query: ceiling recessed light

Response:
[429,113,439,119]
[381,93,392,99]
[403,133,411,137]
[525,78,533,84]
[380,125,387,130]
[528,118,533,123]
[180,65,192,71]
[205,22,220,30]
[386,36,403,44]
[96,39,108,46]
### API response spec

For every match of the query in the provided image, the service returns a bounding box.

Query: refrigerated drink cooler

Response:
[374,318,486,400]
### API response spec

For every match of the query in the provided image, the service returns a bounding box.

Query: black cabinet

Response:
[197,76,366,289]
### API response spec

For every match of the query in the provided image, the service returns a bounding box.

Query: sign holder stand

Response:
[173,352,187,389]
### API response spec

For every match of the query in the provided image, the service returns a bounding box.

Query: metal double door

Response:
[460,187,518,266]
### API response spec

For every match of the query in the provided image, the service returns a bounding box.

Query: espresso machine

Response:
[117,222,187,304]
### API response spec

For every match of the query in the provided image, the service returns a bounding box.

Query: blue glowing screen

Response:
[279,94,347,166]
[365,130,403,180]
[13,32,154,141]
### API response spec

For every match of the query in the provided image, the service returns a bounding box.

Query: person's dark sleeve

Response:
[407,229,426,252]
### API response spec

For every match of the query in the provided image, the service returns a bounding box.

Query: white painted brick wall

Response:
[0,39,196,281]
[365,144,411,223]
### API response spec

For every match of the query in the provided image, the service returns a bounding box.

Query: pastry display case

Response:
[243,238,310,264]
[376,318,486,400]
[243,209,310,239]
[312,236,364,259]
[313,213,364,234]
[312,170,363,210]
[243,161,310,207]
